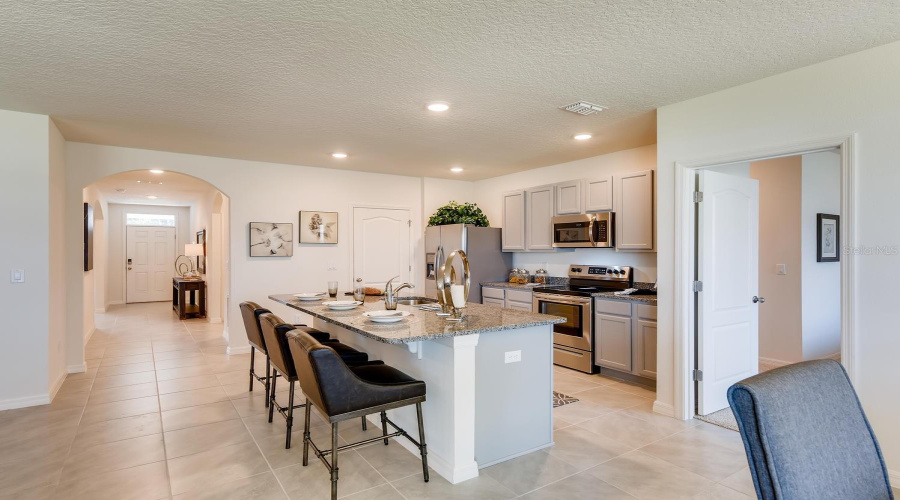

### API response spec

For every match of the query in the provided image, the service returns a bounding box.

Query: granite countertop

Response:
[480,282,658,306]
[268,294,566,345]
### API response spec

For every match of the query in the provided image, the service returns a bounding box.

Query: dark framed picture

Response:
[817,214,839,262]
[249,222,293,257]
[196,229,206,273]
[84,202,94,272]
[299,211,338,244]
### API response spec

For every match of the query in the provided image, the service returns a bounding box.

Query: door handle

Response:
[752,296,765,304]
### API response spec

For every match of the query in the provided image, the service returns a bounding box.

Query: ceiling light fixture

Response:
[427,102,449,112]
[149,169,164,174]
[332,153,348,159]
[146,195,158,199]
[451,167,464,173]
[136,180,142,183]
[574,133,592,140]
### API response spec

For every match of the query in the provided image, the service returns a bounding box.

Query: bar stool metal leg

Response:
[381,411,389,445]
[264,356,271,408]
[268,374,277,423]
[285,382,295,449]
[249,349,256,392]
[361,416,367,431]
[416,403,429,482]
[302,399,311,466]
[331,422,340,500]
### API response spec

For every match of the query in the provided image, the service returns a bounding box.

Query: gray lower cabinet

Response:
[593,298,657,380]
[482,286,534,311]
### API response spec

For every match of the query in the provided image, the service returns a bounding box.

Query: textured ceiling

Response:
[2,1,900,180]
[93,170,216,206]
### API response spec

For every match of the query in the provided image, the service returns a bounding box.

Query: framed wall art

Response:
[817,213,839,262]
[196,229,206,273]
[249,222,293,257]
[299,211,338,244]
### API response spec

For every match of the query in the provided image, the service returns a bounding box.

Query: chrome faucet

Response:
[384,276,414,310]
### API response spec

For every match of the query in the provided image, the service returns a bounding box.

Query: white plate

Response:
[294,293,325,301]
[322,300,362,310]
[363,310,411,323]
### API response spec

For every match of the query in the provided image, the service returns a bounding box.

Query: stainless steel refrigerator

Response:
[425,224,512,303]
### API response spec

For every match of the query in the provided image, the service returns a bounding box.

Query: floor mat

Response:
[553,391,579,408]
[696,407,739,431]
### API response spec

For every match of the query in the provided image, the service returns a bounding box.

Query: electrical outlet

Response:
[504,350,522,364]
[293,314,305,325]
[10,269,24,283]
[327,263,338,271]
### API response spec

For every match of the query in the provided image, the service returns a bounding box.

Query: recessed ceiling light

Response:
[146,195,158,199]
[136,180,142,183]
[574,133,592,140]
[149,169,164,174]
[427,103,449,112]
[451,167,464,173]
[332,153,348,159]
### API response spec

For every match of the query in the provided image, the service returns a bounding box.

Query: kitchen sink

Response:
[397,298,438,305]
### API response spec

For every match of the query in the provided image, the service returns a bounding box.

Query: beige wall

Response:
[48,119,68,390]
[750,156,803,363]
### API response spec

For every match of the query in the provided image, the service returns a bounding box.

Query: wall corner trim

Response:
[67,362,87,374]
[49,369,67,401]
[84,327,96,346]
[652,400,677,418]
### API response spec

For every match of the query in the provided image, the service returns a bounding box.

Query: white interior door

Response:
[127,226,176,303]
[353,207,412,289]
[697,170,760,414]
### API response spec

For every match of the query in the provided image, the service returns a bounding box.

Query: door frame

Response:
[672,134,856,421]
[350,204,416,290]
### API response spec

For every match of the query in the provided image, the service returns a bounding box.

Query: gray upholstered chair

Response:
[728,360,893,500]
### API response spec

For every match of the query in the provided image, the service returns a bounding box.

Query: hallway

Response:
[1,302,761,499]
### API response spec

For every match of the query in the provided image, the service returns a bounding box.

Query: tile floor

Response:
[0,301,846,499]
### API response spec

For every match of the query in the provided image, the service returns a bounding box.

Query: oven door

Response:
[533,293,592,351]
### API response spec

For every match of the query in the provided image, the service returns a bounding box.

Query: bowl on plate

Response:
[322,300,362,311]
[363,310,411,323]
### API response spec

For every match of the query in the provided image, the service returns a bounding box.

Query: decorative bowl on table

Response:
[294,292,326,301]
[363,310,410,323]
[322,300,362,311]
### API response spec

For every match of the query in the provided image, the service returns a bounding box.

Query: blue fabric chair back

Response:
[728,360,893,500]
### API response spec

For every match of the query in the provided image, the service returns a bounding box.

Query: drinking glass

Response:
[327,281,338,298]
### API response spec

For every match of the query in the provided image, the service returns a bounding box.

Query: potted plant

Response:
[428,201,490,227]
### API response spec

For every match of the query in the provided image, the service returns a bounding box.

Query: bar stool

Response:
[287,329,429,500]
[259,313,371,449]
[239,301,331,407]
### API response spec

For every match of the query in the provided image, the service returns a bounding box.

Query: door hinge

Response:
[693,191,703,203]
[693,369,703,381]
[408,220,412,227]
[692,280,703,292]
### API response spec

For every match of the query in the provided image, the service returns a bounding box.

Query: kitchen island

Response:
[269,294,565,484]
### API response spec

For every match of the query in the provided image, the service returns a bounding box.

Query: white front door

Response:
[127,226,176,303]
[353,207,412,289]
[697,170,760,415]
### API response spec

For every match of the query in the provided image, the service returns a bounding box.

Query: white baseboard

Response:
[108,300,124,306]
[208,317,223,324]
[68,362,87,374]
[823,351,842,361]
[84,327,96,346]
[226,345,251,355]
[95,306,107,313]
[653,400,676,418]
[49,369,67,401]
[0,393,51,411]
[758,357,793,368]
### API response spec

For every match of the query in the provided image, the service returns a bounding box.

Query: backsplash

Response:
[511,248,657,283]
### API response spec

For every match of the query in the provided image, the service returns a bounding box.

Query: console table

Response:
[173,277,206,320]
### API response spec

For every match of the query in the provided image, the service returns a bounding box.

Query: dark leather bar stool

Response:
[239,301,330,407]
[287,329,429,500]
[259,313,370,449]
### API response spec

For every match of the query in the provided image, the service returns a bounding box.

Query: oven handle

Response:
[533,293,592,305]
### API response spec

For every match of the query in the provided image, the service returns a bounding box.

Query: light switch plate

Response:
[776,264,787,275]
[10,269,24,283]
[327,263,337,271]
[504,350,522,363]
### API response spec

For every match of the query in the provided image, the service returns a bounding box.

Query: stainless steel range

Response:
[533,265,633,373]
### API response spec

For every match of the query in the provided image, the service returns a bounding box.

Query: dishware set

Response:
[294,285,412,324]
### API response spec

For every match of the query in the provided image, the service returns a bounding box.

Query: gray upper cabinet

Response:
[501,190,526,251]
[615,169,654,250]
[525,185,555,251]
[555,180,583,215]
[584,176,613,212]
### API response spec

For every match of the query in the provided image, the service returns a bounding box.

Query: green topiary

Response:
[428,201,490,227]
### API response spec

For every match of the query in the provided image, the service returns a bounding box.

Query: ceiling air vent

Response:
[559,101,606,116]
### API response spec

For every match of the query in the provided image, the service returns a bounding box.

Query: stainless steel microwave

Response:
[551,213,614,248]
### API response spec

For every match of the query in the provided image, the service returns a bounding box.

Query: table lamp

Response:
[183,243,204,279]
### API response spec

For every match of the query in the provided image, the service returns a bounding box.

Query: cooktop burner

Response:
[533,264,634,296]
